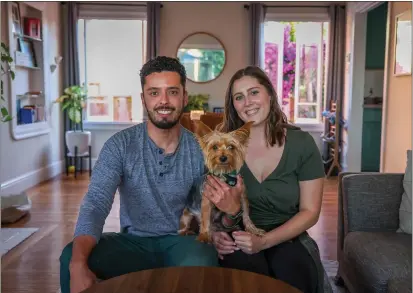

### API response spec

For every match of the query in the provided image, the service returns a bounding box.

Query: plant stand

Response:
[66,145,92,178]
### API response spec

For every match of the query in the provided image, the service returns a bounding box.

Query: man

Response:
[59,56,219,293]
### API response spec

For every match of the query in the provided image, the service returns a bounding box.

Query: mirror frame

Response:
[176,32,227,84]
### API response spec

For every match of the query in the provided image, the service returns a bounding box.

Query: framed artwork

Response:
[113,96,132,122]
[17,38,37,67]
[87,96,110,121]
[24,18,41,39]
[10,2,22,35]
[394,10,412,76]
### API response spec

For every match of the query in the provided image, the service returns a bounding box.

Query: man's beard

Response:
[146,105,183,130]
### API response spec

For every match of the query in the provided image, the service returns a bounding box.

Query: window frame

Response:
[77,3,147,131]
[293,21,325,125]
[263,6,330,132]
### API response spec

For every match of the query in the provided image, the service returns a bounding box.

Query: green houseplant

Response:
[55,85,87,130]
[1,42,15,122]
[55,85,91,155]
[184,94,209,112]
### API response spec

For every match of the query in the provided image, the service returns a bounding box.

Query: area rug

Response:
[1,228,38,257]
[55,260,345,293]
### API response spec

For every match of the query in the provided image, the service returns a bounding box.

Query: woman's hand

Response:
[232,231,266,254]
[203,175,243,215]
[212,231,239,259]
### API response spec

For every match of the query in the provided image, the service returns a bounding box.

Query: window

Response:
[77,4,147,126]
[262,8,330,126]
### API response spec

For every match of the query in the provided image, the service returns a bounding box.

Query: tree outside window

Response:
[264,21,329,124]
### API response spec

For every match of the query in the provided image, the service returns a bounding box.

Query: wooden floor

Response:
[1,173,339,293]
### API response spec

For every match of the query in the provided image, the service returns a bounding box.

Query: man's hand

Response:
[69,262,98,293]
[232,231,266,254]
[211,231,239,259]
[203,175,243,215]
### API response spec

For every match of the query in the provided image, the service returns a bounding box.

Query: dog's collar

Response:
[210,170,239,187]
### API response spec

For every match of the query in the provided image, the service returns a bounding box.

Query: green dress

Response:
[240,127,333,293]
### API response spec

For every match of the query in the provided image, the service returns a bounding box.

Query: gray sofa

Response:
[335,172,412,293]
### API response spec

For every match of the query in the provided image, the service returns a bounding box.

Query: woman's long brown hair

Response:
[218,66,293,147]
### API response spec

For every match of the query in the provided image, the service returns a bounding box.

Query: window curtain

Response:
[248,3,266,66]
[143,1,161,120]
[146,2,161,61]
[322,5,346,166]
[61,2,80,135]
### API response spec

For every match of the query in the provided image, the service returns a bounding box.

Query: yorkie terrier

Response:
[178,120,265,243]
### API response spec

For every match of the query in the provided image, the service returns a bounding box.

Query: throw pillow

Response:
[397,149,412,234]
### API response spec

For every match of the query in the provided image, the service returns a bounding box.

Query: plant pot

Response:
[65,130,91,155]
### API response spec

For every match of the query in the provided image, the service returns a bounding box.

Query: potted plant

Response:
[55,85,91,155]
[1,42,14,122]
[184,94,209,113]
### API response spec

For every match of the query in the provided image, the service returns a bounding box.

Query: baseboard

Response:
[1,160,64,195]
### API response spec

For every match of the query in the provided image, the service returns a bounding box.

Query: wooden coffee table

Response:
[81,266,302,293]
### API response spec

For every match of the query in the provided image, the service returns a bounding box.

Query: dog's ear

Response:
[231,121,254,145]
[193,120,213,138]
[192,120,213,149]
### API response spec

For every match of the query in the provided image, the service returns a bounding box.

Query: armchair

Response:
[336,172,412,293]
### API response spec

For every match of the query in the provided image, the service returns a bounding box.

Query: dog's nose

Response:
[219,155,227,162]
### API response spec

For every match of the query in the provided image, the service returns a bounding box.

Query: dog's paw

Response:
[246,226,266,237]
[178,228,196,236]
[196,232,211,243]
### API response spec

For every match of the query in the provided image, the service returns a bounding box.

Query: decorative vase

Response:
[65,130,91,155]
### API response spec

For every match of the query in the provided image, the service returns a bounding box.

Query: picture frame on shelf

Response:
[213,107,224,113]
[16,38,37,68]
[394,9,412,76]
[10,2,22,35]
[113,96,132,122]
[87,95,110,122]
[24,17,42,39]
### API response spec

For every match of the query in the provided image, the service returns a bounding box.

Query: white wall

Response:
[381,2,412,172]
[0,2,64,194]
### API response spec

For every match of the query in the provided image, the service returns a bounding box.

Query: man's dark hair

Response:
[139,56,187,89]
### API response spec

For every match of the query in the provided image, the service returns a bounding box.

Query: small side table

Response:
[66,145,92,178]
[80,266,302,293]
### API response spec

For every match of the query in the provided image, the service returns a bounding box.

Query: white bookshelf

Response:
[6,2,50,140]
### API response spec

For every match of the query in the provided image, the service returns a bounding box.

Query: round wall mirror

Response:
[177,32,226,83]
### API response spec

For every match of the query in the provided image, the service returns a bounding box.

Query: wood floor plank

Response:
[2,224,59,269]
[1,173,339,293]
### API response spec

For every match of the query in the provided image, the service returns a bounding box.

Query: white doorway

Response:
[344,1,390,172]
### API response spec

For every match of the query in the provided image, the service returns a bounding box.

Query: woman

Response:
[202,66,333,293]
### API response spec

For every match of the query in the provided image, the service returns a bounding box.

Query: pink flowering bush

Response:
[264,22,327,121]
